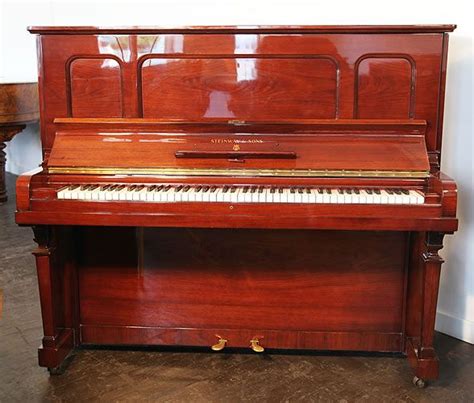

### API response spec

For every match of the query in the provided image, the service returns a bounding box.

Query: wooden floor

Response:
[1,173,473,402]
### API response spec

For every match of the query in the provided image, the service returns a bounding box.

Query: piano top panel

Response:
[28,25,457,34]
[32,26,452,168]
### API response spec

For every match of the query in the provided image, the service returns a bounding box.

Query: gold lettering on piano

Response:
[211,139,264,144]
[233,144,241,151]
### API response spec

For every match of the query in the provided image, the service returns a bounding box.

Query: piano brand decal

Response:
[210,139,264,144]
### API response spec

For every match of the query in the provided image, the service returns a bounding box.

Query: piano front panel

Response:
[38,32,445,153]
[356,57,413,119]
[78,227,407,350]
[69,57,123,118]
[140,57,337,119]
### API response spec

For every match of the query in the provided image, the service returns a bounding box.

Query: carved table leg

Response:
[32,226,76,373]
[0,125,25,203]
[406,232,446,384]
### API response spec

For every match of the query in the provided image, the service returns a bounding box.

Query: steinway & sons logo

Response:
[210,139,264,144]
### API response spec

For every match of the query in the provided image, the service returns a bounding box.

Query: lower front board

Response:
[77,227,408,352]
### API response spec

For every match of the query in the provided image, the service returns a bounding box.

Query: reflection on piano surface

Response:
[17,25,458,386]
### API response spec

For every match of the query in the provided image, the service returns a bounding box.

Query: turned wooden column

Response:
[406,231,447,382]
[419,232,446,359]
[0,82,39,203]
[32,226,76,372]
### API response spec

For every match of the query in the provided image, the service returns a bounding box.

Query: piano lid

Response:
[47,127,430,178]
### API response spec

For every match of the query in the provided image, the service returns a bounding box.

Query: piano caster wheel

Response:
[48,365,66,376]
[412,376,426,389]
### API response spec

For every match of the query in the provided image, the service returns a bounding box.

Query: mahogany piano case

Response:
[16,25,458,386]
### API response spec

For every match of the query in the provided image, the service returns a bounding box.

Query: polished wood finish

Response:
[16,26,458,384]
[47,129,430,173]
[0,82,39,202]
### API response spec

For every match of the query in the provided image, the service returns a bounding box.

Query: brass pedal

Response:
[211,335,227,351]
[250,337,264,353]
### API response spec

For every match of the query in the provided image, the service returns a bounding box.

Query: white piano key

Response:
[315,190,323,204]
[411,190,424,204]
[244,189,252,203]
[321,190,330,204]
[90,187,101,200]
[358,190,368,204]
[223,189,232,202]
[273,190,282,203]
[216,188,224,202]
[194,188,203,202]
[137,187,147,201]
[209,188,218,202]
[352,191,360,204]
[294,190,303,204]
[230,189,239,203]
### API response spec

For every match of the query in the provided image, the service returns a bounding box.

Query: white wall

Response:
[1,0,473,343]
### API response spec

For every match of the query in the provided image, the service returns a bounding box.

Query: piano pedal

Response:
[211,335,227,351]
[250,337,265,353]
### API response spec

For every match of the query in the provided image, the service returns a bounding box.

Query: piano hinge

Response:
[47,167,430,179]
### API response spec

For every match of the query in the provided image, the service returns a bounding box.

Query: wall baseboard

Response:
[436,311,474,345]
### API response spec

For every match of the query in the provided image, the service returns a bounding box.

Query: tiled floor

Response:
[1,173,473,402]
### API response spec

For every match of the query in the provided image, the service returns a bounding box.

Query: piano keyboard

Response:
[57,185,425,205]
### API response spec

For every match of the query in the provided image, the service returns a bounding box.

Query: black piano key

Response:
[202,186,210,192]
[306,188,311,194]
[317,188,323,194]
[401,189,409,195]
[175,185,183,192]
[366,189,373,194]
[183,185,190,192]
[195,186,202,192]
[270,187,276,194]
[223,186,229,193]
[290,187,296,194]
[394,189,402,195]
[325,188,331,194]
[230,186,237,193]
[298,188,303,194]
[354,189,360,194]
[251,187,257,193]
[243,187,249,193]
[279,187,284,193]
[258,186,264,193]
[345,189,352,194]
[338,188,344,194]
[386,189,394,194]
[374,189,381,195]
[210,186,217,193]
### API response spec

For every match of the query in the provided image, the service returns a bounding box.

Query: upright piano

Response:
[17,25,458,386]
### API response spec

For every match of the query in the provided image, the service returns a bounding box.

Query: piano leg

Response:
[406,232,446,387]
[32,225,78,374]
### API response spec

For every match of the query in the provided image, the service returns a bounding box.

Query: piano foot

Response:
[406,338,439,385]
